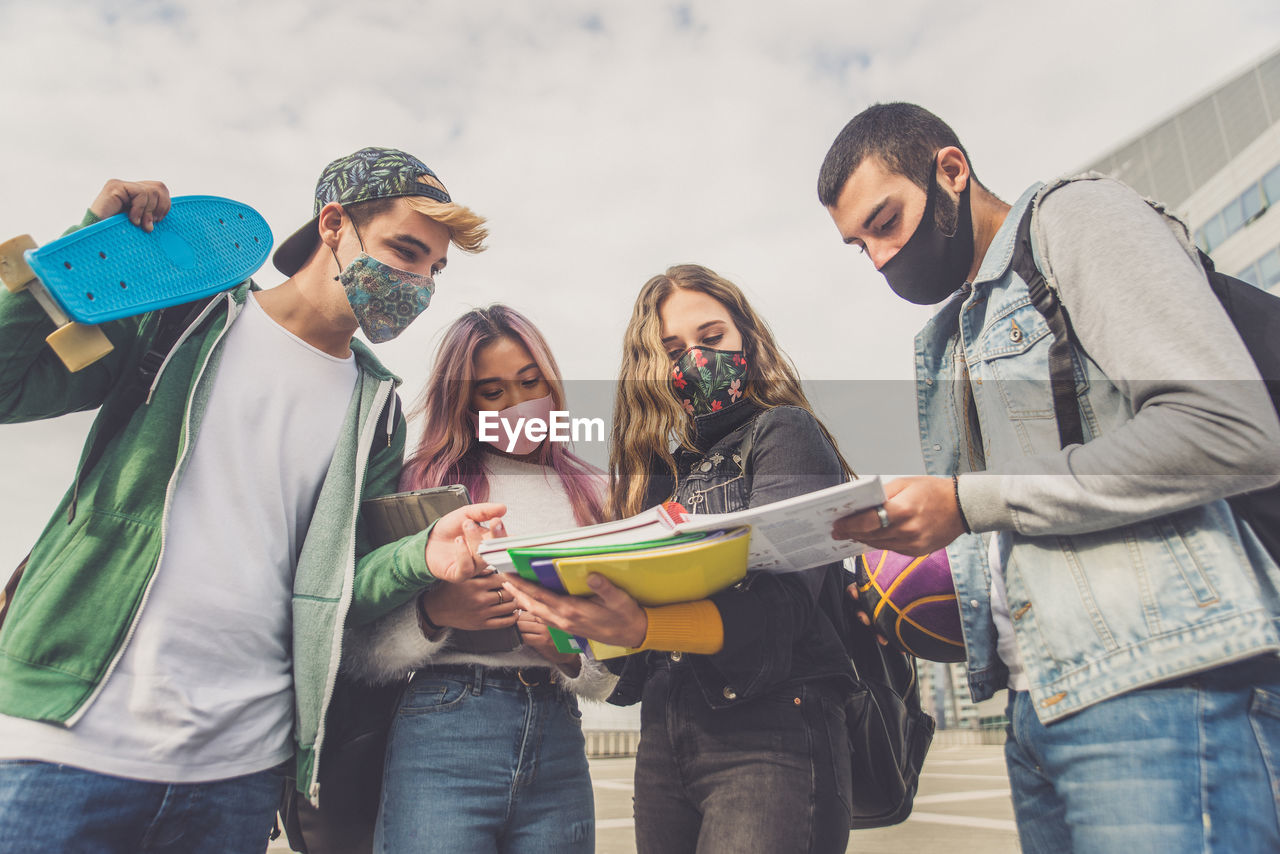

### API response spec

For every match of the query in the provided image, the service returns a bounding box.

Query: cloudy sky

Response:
[2,0,1279,573]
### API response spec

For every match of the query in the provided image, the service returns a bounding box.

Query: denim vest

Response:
[917,182,1280,722]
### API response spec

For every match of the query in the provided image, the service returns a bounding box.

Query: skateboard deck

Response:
[0,195,273,371]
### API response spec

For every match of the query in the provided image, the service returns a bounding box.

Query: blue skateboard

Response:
[0,196,273,371]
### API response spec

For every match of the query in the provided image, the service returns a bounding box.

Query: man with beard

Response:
[820,103,1280,853]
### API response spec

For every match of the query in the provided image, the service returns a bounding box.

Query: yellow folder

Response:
[550,527,752,659]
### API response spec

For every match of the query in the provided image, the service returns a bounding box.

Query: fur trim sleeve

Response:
[552,656,620,701]
[341,598,452,685]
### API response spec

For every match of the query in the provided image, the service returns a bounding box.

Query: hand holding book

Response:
[516,611,589,673]
[503,572,649,650]
[418,572,519,633]
[362,486,521,654]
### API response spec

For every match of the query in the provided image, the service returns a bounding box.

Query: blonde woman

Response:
[506,265,861,854]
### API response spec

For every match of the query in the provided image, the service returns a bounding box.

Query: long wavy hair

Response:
[400,305,605,526]
[609,264,853,519]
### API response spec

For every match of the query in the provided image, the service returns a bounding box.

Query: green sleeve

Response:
[0,211,147,423]
[346,405,439,626]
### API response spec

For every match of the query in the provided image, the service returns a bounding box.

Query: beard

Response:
[934,179,959,237]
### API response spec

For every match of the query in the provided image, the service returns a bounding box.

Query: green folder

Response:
[507,530,711,580]
[507,530,712,655]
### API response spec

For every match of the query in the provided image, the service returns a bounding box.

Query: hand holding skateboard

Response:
[0,179,272,372]
[88,179,173,233]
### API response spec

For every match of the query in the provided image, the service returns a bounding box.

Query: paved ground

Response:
[590,743,1018,854]
[273,743,1018,852]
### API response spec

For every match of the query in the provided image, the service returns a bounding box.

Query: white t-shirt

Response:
[480,448,598,534]
[0,293,358,782]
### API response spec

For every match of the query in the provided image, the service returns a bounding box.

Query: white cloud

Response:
[1,0,1278,570]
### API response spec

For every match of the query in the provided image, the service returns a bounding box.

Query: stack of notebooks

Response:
[503,526,752,658]
[479,476,886,659]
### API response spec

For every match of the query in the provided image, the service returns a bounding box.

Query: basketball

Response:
[855,549,965,662]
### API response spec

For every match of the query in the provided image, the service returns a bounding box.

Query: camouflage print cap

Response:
[273,146,452,276]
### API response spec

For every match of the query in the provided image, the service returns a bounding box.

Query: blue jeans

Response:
[1005,655,1280,853]
[633,661,851,854]
[0,759,283,853]
[375,664,594,854]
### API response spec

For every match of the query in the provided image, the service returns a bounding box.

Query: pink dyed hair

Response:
[400,304,606,527]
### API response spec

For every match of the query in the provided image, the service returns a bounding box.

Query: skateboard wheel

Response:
[0,235,38,293]
[46,322,113,372]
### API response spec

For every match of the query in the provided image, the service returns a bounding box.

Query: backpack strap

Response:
[136,297,217,397]
[1012,202,1085,449]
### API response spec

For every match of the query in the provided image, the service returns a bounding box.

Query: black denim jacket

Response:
[607,400,855,710]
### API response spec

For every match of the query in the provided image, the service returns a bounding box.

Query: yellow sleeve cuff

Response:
[636,600,724,655]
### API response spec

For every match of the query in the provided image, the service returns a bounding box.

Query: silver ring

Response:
[876,506,891,529]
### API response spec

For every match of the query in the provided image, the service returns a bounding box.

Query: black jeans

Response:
[633,660,851,854]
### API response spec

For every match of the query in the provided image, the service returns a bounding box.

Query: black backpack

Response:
[1012,199,1280,565]
[837,568,937,829]
[736,427,935,829]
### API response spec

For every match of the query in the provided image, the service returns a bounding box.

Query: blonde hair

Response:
[608,264,853,519]
[408,172,488,252]
[348,175,489,254]
[406,195,489,254]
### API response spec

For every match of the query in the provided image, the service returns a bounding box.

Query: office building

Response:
[1084,46,1280,293]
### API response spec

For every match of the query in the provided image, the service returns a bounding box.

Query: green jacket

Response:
[0,236,438,800]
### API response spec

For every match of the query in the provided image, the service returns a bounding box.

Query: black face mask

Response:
[879,167,975,306]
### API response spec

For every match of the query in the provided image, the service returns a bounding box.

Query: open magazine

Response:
[479,475,885,574]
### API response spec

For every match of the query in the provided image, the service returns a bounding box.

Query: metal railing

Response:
[584,729,642,757]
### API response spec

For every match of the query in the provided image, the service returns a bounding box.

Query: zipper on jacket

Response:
[65,293,241,726]
[308,377,394,802]
[65,294,232,524]
[144,295,227,405]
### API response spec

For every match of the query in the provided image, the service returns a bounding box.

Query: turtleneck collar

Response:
[689,398,763,453]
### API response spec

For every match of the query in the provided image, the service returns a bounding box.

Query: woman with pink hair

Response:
[346,304,612,854]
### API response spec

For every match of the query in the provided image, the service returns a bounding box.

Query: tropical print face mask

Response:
[331,217,436,344]
[670,346,748,417]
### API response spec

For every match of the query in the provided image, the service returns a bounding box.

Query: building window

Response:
[1264,164,1280,207]
[1259,248,1280,290]
[1238,246,1280,290]
[1199,212,1226,253]
[1241,184,1265,225]
[1223,196,1245,234]
[1195,162,1279,253]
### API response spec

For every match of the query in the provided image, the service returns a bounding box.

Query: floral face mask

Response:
[671,346,748,417]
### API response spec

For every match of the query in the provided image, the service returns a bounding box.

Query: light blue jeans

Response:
[375,664,594,854]
[1005,654,1280,853]
[0,759,283,853]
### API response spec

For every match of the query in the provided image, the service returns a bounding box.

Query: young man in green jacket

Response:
[0,148,505,853]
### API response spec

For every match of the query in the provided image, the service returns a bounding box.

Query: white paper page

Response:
[676,476,885,572]
[479,506,673,573]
